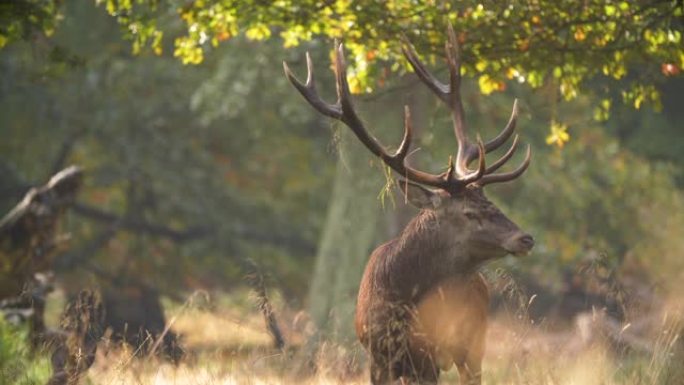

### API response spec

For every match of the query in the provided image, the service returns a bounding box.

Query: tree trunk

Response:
[304,85,430,355]
[306,127,383,347]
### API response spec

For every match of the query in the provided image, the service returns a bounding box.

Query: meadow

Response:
[31,289,684,385]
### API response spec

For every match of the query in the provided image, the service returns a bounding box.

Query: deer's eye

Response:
[464,212,478,220]
[464,212,484,227]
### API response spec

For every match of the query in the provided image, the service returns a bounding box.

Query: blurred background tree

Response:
[0,0,682,356]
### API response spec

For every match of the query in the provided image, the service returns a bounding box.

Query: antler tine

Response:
[401,36,450,103]
[283,53,342,119]
[458,136,486,185]
[444,24,475,176]
[485,134,519,174]
[479,144,531,186]
[332,41,387,160]
[445,22,465,137]
[330,41,450,188]
[403,23,477,180]
[396,106,413,158]
[464,99,519,165]
[485,99,518,152]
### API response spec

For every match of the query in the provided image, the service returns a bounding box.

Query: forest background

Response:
[0,1,683,384]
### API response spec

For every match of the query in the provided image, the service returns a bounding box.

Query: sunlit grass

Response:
[86,294,683,385]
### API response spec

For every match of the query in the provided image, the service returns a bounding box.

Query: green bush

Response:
[0,318,51,385]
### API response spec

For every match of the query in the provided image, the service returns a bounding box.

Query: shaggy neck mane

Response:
[397,209,445,251]
[378,209,469,302]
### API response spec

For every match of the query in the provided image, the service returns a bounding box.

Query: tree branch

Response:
[49,126,88,178]
[54,224,121,270]
[71,202,210,242]
[71,202,316,254]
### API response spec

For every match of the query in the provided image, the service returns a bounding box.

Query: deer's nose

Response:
[504,232,535,256]
[518,234,535,249]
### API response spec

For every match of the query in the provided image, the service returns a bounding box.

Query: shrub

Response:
[0,318,51,385]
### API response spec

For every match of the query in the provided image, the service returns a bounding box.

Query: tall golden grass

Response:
[84,292,683,385]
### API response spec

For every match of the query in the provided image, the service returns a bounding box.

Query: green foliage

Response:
[521,129,683,275]
[2,1,682,150]
[485,89,684,286]
[0,1,335,297]
[0,0,62,48]
[0,319,51,385]
[96,0,683,110]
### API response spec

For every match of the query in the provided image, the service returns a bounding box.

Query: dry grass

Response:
[85,293,683,385]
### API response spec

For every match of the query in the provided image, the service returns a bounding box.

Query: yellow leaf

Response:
[281,30,299,48]
[478,75,504,95]
[506,68,516,79]
[546,121,570,148]
[245,24,271,40]
[348,76,362,94]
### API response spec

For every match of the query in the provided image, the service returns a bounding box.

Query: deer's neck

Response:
[380,210,480,302]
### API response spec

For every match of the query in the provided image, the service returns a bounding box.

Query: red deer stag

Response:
[284,24,534,385]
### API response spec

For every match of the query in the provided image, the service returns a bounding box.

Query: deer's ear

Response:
[397,179,443,209]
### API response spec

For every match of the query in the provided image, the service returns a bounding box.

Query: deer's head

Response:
[284,24,534,260]
[400,182,533,260]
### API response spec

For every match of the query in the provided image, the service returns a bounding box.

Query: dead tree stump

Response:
[47,290,105,385]
[102,281,184,363]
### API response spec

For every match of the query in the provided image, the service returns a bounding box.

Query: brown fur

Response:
[355,186,532,384]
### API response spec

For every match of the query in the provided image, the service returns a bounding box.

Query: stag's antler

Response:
[402,24,531,187]
[283,23,530,192]
[283,43,467,190]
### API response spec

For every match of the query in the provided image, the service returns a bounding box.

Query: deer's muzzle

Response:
[503,232,535,256]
